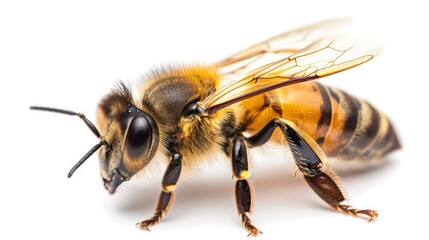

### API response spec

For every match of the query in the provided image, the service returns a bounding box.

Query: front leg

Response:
[137,153,182,231]
[232,138,263,236]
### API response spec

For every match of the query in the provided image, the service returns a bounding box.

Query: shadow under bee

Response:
[112,157,398,225]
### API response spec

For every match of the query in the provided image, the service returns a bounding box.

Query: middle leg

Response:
[231,138,263,237]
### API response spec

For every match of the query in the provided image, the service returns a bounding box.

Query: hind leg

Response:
[246,118,378,221]
[304,170,378,221]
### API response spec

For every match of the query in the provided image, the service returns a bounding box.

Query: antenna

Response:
[30,106,101,138]
[68,140,108,178]
[30,106,109,177]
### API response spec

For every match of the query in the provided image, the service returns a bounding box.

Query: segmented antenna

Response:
[67,140,108,178]
[30,106,101,138]
[30,106,108,177]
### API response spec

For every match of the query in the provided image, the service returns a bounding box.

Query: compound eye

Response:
[125,117,152,159]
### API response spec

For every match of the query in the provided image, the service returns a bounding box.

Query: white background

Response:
[1,0,428,239]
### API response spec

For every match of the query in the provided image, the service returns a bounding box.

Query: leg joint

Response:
[246,118,279,147]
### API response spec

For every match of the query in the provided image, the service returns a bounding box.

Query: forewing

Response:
[200,35,382,115]
[217,18,354,82]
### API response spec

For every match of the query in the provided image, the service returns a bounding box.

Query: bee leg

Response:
[246,118,378,221]
[232,138,263,236]
[137,153,182,231]
[137,191,176,231]
[236,180,262,237]
[305,171,378,222]
[278,119,378,221]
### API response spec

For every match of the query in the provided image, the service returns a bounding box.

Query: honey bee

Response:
[31,19,400,236]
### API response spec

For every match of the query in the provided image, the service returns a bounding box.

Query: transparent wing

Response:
[217,18,354,82]
[199,35,382,115]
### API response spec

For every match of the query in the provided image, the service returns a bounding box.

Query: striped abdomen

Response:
[241,81,401,161]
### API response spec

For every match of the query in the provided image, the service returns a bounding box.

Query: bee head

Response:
[96,84,159,194]
[31,84,160,194]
